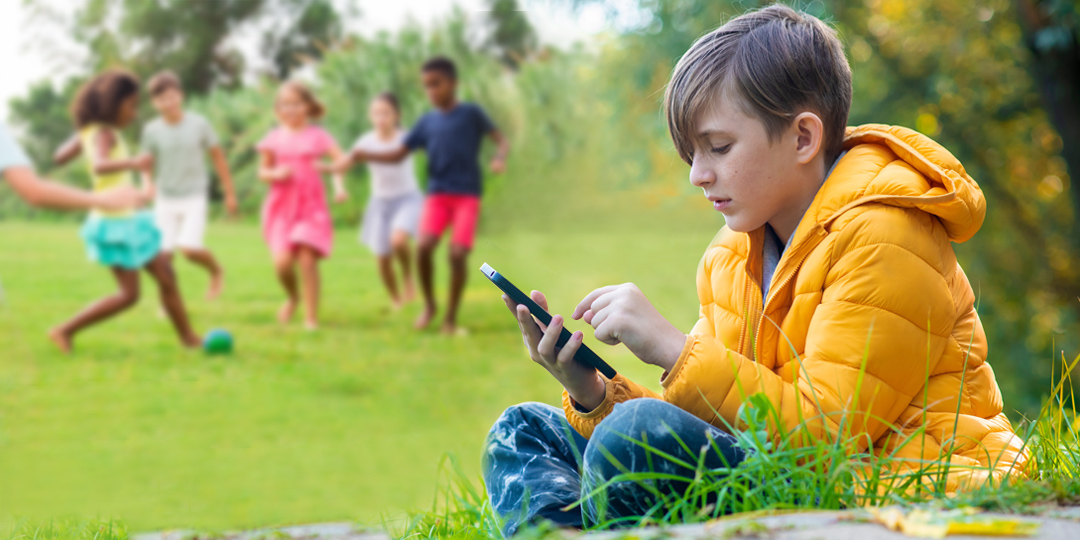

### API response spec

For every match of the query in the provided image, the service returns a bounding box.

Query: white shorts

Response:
[154,195,208,251]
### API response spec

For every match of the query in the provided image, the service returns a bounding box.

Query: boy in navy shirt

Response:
[347,57,509,334]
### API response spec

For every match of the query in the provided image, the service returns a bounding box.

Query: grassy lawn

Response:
[0,218,718,532]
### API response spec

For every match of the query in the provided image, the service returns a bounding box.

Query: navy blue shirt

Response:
[404,102,496,195]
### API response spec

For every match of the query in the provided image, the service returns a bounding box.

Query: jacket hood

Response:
[808,124,986,243]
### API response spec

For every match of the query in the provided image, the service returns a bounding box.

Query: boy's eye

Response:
[711,144,732,155]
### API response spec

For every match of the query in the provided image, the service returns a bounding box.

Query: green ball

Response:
[203,328,234,355]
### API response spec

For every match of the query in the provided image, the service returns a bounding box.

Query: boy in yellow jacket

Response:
[483,4,1027,536]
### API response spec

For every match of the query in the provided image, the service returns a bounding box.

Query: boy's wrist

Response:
[649,328,688,371]
[566,373,606,412]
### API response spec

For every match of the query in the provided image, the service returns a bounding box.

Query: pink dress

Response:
[257,125,336,258]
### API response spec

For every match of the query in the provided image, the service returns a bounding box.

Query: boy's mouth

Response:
[709,197,732,212]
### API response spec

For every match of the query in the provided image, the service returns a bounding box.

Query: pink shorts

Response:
[419,193,481,248]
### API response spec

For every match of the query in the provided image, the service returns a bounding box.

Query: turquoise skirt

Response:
[80,211,161,269]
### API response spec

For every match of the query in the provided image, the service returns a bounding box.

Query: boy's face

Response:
[151,88,184,117]
[688,92,815,236]
[421,70,456,108]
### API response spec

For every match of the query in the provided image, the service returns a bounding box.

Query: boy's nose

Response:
[689,158,715,188]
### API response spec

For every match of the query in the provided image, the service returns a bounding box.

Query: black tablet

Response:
[481,263,617,378]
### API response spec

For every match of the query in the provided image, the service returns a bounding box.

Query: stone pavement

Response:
[132,507,1080,540]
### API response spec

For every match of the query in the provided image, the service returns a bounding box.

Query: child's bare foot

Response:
[182,334,202,349]
[403,282,416,303]
[48,328,72,354]
[390,297,404,312]
[414,304,436,330]
[304,320,319,331]
[278,298,298,324]
[207,269,224,300]
[441,321,468,337]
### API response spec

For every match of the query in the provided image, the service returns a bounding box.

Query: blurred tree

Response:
[262,0,344,80]
[483,0,539,70]
[67,0,345,93]
[1016,0,1080,250]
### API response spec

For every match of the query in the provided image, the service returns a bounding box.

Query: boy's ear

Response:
[792,112,824,165]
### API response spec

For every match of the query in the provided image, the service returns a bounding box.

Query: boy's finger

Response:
[555,330,584,367]
[515,304,543,347]
[589,306,611,332]
[530,290,549,311]
[536,314,563,360]
[573,286,618,320]
[582,290,619,319]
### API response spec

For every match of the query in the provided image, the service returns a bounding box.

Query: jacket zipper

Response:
[752,230,826,362]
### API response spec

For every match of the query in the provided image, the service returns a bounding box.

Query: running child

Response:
[257,81,348,330]
[55,71,239,300]
[483,5,1026,534]
[140,71,237,300]
[51,69,201,352]
[343,57,510,335]
[341,92,422,309]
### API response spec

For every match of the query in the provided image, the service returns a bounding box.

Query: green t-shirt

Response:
[0,123,32,174]
[139,111,219,198]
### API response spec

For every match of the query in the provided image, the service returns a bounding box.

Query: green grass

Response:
[5,219,1076,540]
[0,218,717,533]
[387,357,1080,540]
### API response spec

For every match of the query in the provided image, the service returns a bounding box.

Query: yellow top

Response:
[79,124,134,217]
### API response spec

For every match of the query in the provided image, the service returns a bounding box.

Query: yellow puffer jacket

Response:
[563,124,1028,492]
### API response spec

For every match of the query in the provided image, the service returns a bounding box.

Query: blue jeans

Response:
[482,398,748,537]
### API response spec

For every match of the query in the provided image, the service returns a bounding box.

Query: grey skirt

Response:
[359,191,423,256]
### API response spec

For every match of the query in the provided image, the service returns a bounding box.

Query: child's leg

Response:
[296,246,320,329]
[441,195,480,333]
[413,233,439,329]
[390,229,415,301]
[482,402,589,537]
[579,399,748,528]
[143,253,201,347]
[442,242,470,333]
[176,198,223,300]
[50,266,142,353]
[376,254,401,307]
[274,249,299,323]
[180,248,224,300]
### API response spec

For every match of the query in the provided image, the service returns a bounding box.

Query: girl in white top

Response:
[350,93,423,309]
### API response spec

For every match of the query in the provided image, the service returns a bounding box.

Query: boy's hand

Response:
[133,154,154,174]
[573,283,687,372]
[138,174,155,203]
[225,194,239,216]
[319,155,354,174]
[489,157,506,174]
[504,290,606,411]
[334,189,348,203]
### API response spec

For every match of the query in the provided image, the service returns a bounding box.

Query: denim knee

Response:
[484,402,559,459]
[584,399,683,472]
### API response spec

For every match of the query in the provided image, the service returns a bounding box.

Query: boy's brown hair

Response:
[421,56,457,80]
[71,69,141,128]
[664,4,852,165]
[280,80,326,120]
[148,70,183,97]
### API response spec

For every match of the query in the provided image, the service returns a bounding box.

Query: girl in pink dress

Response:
[257,81,348,330]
